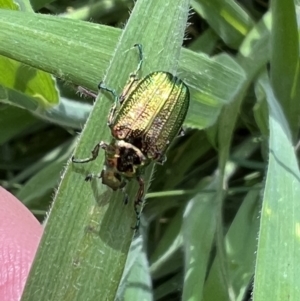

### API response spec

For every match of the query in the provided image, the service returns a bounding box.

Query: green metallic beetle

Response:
[72,44,190,229]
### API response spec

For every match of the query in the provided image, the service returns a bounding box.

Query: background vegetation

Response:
[0,0,300,300]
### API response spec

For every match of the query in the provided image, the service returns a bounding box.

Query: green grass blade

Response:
[237,11,271,79]
[0,10,246,129]
[150,207,184,279]
[121,237,152,301]
[182,192,217,301]
[253,72,300,300]
[270,0,300,139]
[192,0,254,48]
[20,0,191,300]
[204,187,260,301]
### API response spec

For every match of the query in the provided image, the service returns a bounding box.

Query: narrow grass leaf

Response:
[191,0,254,48]
[21,1,191,301]
[0,10,246,129]
[270,0,300,139]
[253,73,300,301]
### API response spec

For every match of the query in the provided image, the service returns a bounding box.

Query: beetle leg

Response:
[98,81,119,101]
[178,127,185,136]
[72,141,108,163]
[119,76,139,103]
[133,43,143,76]
[98,81,119,125]
[131,175,145,230]
[107,105,118,126]
[156,154,167,165]
[77,86,98,99]
[121,187,129,205]
[85,173,102,181]
[119,44,144,104]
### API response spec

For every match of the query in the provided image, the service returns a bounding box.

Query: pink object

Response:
[0,186,43,301]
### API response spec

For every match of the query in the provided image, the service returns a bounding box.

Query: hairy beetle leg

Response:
[72,141,108,163]
[77,86,98,99]
[131,176,145,230]
[132,43,143,76]
[85,173,101,181]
